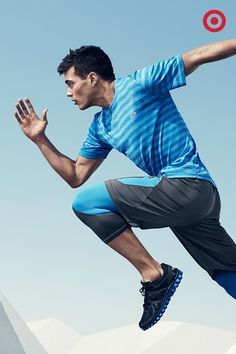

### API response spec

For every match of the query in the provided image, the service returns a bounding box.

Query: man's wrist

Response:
[32,134,47,145]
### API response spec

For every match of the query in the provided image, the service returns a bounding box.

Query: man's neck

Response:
[96,80,115,109]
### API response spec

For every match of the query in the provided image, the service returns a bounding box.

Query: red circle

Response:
[203,10,226,32]
[210,17,218,25]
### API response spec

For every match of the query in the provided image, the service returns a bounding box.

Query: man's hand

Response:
[14,98,48,142]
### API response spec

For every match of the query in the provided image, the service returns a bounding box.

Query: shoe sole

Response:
[141,268,183,331]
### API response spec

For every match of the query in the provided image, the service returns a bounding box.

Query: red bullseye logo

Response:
[203,10,226,32]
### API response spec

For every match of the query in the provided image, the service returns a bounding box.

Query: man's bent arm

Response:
[14,98,104,188]
[33,134,104,188]
[182,39,236,76]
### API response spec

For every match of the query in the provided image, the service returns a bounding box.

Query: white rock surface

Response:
[1,287,235,354]
[67,321,236,354]
[0,289,47,354]
[226,343,236,354]
[27,318,82,354]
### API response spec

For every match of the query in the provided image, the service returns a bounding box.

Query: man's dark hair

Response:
[57,45,115,81]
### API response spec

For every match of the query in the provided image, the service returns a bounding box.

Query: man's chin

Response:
[77,103,91,111]
[75,103,83,110]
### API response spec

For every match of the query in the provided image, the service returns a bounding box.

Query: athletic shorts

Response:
[105,176,236,278]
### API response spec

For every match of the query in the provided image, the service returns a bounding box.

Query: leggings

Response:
[72,179,236,300]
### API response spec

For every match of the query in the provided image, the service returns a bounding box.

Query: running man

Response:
[14,39,236,331]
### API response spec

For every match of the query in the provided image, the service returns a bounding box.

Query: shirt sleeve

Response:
[79,115,113,159]
[132,54,186,95]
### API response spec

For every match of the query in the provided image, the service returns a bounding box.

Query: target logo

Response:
[203,10,226,32]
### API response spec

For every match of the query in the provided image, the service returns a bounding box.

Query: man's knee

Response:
[72,189,88,214]
[71,184,131,243]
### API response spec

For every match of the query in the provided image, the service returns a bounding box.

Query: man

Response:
[14,40,236,331]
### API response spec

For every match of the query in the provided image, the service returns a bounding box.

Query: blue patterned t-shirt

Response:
[79,54,216,187]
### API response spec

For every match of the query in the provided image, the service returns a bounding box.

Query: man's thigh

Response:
[105,176,216,229]
[171,219,236,278]
[106,175,236,276]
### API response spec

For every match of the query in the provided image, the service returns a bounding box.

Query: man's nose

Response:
[67,89,72,97]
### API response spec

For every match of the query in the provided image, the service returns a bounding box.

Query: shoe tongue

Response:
[140,280,152,286]
[161,263,168,273]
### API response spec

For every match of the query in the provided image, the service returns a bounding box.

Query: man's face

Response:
[64,66,96,110]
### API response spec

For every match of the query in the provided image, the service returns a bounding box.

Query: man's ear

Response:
[88,72,98,86]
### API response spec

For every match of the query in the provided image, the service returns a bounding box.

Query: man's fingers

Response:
[14,111,23,125]
[42,108,48,122]
[25,97,36,114]
[15,102,26,120]
[15,98,47,125]
[18,99,30,116]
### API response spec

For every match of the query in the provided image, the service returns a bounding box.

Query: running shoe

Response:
[139,263,183,330]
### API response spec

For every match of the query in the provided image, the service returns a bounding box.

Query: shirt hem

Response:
[159,172,217,188]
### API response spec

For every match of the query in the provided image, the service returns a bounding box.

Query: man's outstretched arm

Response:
[14,98,104,188]
[182,39,236,76]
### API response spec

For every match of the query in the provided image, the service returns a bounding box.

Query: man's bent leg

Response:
[108,228,183,331]
[72,181,163,280]
[72,179,183,330]
[108,227,163,281]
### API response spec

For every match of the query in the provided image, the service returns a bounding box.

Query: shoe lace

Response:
[139,284,152,309]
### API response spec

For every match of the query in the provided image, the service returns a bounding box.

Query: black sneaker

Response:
[139,263,183,331]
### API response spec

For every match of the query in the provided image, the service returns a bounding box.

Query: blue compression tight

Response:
[213,270,236,299]
[72,180,236,300]
[72,181,119,215]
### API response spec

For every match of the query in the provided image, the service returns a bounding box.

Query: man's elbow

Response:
[68,177,81,189]
[182,50,201,76]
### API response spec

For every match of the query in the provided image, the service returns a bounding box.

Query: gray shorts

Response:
[105,176,236,278]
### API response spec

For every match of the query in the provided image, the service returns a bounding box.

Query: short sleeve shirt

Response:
[79,54,216,187]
